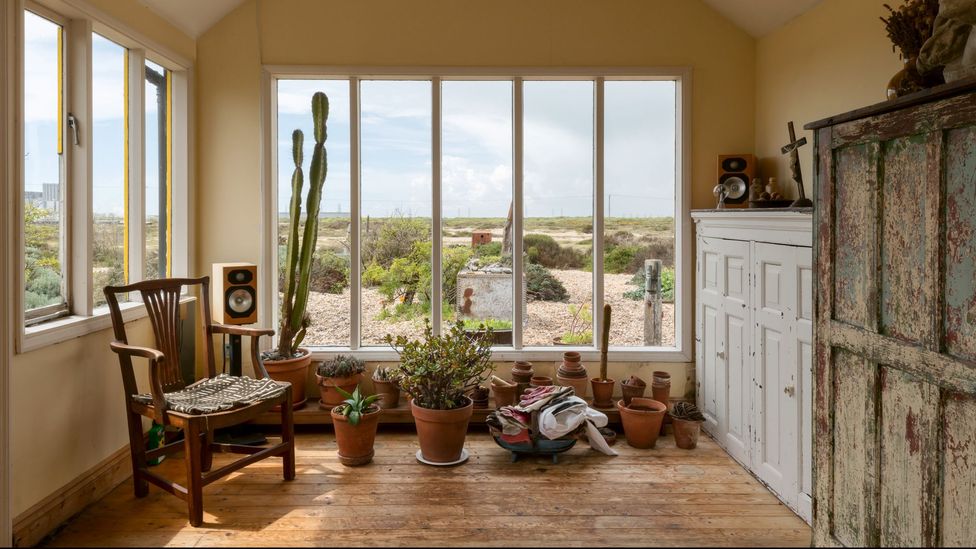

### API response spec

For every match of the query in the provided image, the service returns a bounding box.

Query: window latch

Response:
[67,113,80,146]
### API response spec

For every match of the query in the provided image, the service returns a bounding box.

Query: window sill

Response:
[19,296,196,354]
[308,346,692,364]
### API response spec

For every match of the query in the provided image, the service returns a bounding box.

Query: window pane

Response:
[442,81,513,345]
[604,81,676,347]
[144,60,169,280]
[92,34,127,307]
[359,80,432,346]
[523,81,594,347]
[23,11,67,315]
[277,80,351,346]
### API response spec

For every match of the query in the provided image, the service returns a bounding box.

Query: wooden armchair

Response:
[104,277,295,527]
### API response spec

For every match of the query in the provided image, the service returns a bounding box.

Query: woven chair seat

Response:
[133,374,286,415]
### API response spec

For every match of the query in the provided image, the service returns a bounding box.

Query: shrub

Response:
[27,267,61,302]
[442,245,474,305]
[309,250,350,294]
[462,318,513,331]
[604,245,640,274]
[624,265,675,302]
[525,263,568,302]
[361,214,429,268]
[362,262,386,287]
[524,233,586,269]
[474,241,501,257]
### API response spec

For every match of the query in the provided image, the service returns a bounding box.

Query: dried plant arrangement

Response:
[881,0,940,59]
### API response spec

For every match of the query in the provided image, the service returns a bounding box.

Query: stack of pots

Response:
[511,361,535,397]
[556,352,589,397]
[652,371,672,434]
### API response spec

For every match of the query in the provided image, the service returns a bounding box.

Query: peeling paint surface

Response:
[833,144,876,331]
[944,126,976,360]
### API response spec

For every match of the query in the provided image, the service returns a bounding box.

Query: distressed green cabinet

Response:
[808,79,976,547]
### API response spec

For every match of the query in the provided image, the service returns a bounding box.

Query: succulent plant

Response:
[334,385,380,426]
[317,354,366,379]
[372,366,396,382]
[670,401,706,422]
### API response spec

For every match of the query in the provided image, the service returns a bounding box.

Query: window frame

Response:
[262,66,692,363]
[12,0,194,354]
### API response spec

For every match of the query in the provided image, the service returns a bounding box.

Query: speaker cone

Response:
[227,288,255,315]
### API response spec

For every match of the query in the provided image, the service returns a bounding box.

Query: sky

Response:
[277,78,676,219]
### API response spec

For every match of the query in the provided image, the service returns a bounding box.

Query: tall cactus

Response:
[277,91,329,358]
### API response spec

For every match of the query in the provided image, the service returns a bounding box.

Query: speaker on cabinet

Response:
[717,154,756,205]
[211,263,257,325]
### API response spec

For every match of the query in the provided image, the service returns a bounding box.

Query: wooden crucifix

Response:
[781,121,813,208]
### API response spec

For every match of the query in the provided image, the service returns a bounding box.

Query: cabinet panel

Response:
[944,126,976,361]
[725,311,750,463]
[833,144,878,331]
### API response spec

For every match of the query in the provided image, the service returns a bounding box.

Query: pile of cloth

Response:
[486,385,617,456]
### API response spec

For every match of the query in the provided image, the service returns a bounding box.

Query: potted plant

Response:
[386,319,493,465]
[590,304,615,408]
[620,375,646,406]
[261,91,331,408]
[372,366,401,409]
[331,385,382,466]
[670,401,706,450]
[316,355,366,409]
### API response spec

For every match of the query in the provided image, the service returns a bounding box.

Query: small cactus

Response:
[670,401,706,422]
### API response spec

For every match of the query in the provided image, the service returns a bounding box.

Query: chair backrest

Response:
[104,277,217,394]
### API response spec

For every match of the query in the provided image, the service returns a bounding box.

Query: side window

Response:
[144,59,170,280]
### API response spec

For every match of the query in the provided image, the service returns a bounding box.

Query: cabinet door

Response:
[697,237,726,438]
[721,240,751,465]
[752,242,800,507]
[797,246,814,523]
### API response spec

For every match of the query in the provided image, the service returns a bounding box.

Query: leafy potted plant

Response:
[316,355,366,409]
[387,319,493,465]
[261,91,330,408]
[331,385,381,466]
[670,401,706,450]
[371,366,401,409]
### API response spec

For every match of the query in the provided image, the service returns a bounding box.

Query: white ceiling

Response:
[138,0,244,39]
[701,0,824,37]
[139,0,822,41]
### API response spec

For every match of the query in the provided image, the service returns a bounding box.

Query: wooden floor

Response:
[43,428,811,547]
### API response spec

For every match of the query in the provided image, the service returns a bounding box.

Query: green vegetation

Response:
[462,318,513,331]
[317,354,366,378]
[334,385,381,425]
[624,265,675,302]
[558,302,593,345]
[524,233,587,269]
[24,203,62,310]
[525,262,568,302]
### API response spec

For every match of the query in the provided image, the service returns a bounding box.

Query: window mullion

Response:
[431,77,443,336]
[126,49,145,284]
[67,18,92,316]
[512,77,524,351]
[593,77,605,350]
[350,77,361,350]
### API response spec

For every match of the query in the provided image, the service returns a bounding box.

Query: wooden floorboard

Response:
[43,430,811,547]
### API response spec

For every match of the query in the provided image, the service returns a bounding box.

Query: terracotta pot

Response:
[512,361,534,396]
[621,381,646,406]
[411,397,473,464]
[491,382,518,408]
[372,379,400,409]
[590,378,616,408]
[264,349,311,409]
[529,376,553,387]
[331,405,381,466]
[672,417,703,450]
[562,351,581,363]
[556,374,589,398]
[470,387,490,409]
[317,372,364,409]
[617,398,667,449]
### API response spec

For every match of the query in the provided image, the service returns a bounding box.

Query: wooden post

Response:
[644,259,662,346]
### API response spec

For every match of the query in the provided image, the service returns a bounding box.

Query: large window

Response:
[272,72,684,356]
[18,5,191,347]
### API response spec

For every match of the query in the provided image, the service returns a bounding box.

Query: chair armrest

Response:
[211,324,275,338]
[110,341,164,363]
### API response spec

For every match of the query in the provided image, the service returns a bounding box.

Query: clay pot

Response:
[317,372,364,409]
[556,374,589,398]
[411,397,474,464]
[470,387,490,409]
[617,397,667,449]
[672,417,703,450]
[264,349,311,409]
[491,382,518,408]
[590,378,616,408]
[529,376,553,387]
[372,379,400,409]
[620,376,647,406]
[512,361,534,396]
[562,351,581,363]
[330,405,381,466]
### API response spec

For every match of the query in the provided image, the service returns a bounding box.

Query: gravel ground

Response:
[301,269,675,347]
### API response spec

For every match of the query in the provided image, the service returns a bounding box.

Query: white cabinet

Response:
[692,210,813,523]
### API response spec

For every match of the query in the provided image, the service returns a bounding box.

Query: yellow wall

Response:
[10,0,194,518]
[755,0,902,197]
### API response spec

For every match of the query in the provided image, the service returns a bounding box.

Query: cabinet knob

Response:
[716,351,726,360]
[784,385,796,397]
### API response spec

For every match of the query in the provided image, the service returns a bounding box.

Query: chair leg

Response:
[183,420,204,527]
[202,429,214,473]
[281,388,296,481]
[125,408,149,498]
